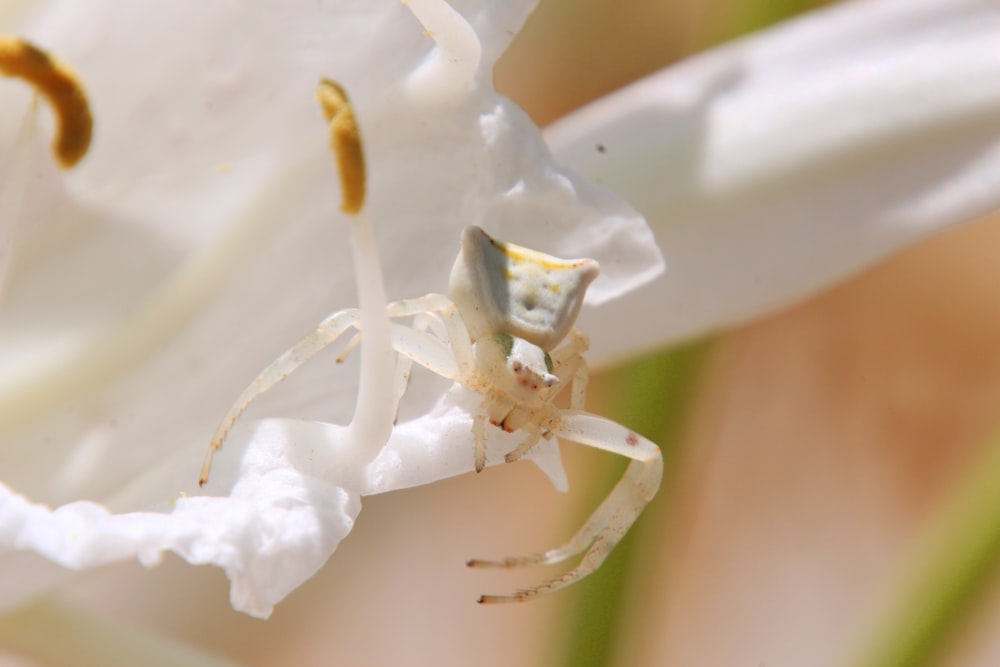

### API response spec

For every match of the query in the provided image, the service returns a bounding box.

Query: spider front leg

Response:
[346,292,477,422]
[550,330,590,411]
[199,293,472,486]
[388,293,474,379]
[388,312,439,422]
[469,410,663,603]
[199,307,362,486]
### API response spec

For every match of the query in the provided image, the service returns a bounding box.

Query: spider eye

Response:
[511,360,523,372]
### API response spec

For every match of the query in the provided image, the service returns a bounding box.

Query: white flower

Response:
[1,0,998,627]
[0,0,659,619]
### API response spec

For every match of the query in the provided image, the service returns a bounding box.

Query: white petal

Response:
[548,0,1000,358]
[0,418,361,618]
[361,386,568,494]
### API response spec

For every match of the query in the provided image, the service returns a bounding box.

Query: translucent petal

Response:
[549,0,1000,358]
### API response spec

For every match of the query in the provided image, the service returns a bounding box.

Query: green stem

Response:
[0,599,246,667]
[851,432,1000,667]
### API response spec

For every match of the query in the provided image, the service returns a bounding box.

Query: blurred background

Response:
[11,0,1000,665]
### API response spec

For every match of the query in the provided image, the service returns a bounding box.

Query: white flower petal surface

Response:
[0,419,361,618]
[550,0,1000,359]
[0,387,563,618]
[0,0,656,616]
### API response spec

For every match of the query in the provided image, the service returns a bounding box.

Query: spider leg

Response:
[389,293,474,378]
[473,410,487,472]
[337,294,457,400]
[329,294,469,381]
[327,294,471,425]
[335,332,362,363]
[569,361,589,411]
[199,307,361,485]
[389,312,439,423]
[549,330,589,411]
[333,297,449,366]
[200,294,473,486]
[470,410,662,603]
[502,430,542,464]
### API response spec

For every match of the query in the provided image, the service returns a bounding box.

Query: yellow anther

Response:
[316,78,365,215]
[0,36,92,169]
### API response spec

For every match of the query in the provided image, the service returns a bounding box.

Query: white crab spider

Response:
[199,80,663,604]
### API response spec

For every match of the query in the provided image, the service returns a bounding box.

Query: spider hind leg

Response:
[469,411,662,603]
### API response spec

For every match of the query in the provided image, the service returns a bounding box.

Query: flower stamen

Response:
[198,80,394,486]
[316,78,365,214]
[0,36,92,168]
[314,79,394,467]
